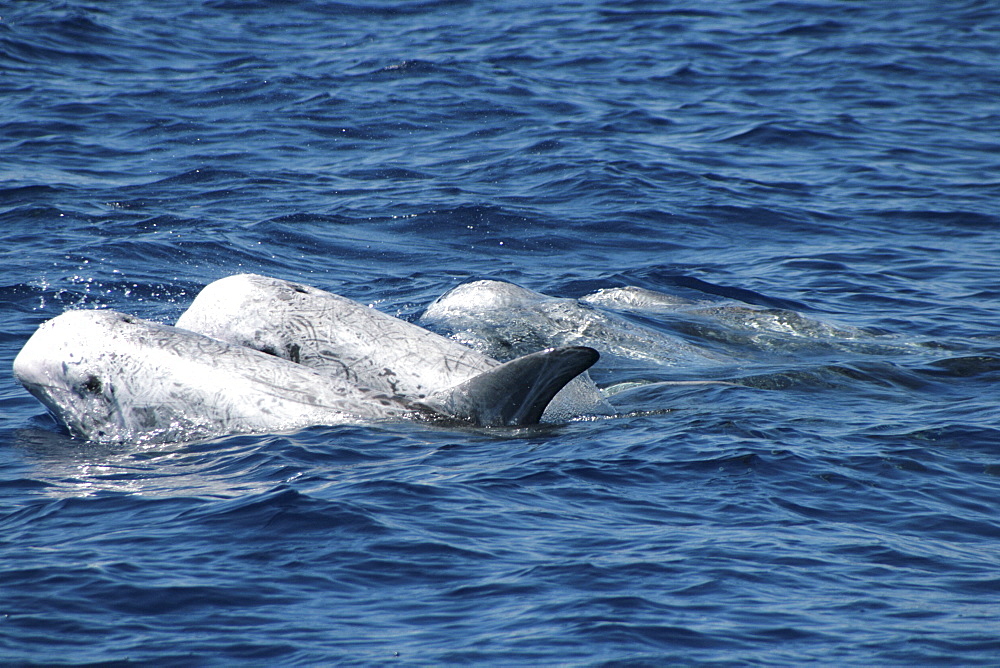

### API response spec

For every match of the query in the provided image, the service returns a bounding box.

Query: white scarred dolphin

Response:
[13,309,599,444]
[175,274,612,421]
[420,279,725,365]
[420,280,878,365]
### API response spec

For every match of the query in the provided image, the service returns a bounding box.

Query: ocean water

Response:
[2,0,999,664]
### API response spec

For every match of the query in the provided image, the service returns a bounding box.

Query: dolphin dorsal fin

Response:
[423,346,599,427]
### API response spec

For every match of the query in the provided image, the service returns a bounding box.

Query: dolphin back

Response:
[421,346,600,427]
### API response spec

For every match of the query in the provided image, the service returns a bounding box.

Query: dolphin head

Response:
[175,273,305,362]
[13,310,138,441]
[14,307,346,444]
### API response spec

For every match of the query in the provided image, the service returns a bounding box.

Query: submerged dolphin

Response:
[175,274,612,421]
[420,280,881,365]
[13,309,599,444]
[420,279,724,366]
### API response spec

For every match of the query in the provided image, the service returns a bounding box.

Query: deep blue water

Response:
[2,0,1000,664]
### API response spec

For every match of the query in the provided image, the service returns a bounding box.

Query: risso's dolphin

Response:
[13,309,599,444]
[420,279,725,366]
[175,274,612,421]
[420,280,884,365]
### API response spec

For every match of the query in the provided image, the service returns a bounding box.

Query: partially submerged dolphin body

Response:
[420,279,724,366]
[175,274,611,422]
[13,308,599,444]
[420,279,876,364]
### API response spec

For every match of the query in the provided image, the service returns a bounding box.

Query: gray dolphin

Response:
[175,274,612,421]
[420,279,724,366]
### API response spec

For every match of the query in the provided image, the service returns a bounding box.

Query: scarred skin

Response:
[13,310,390,443]
[13,293,601,443]
[175,274,610,422]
